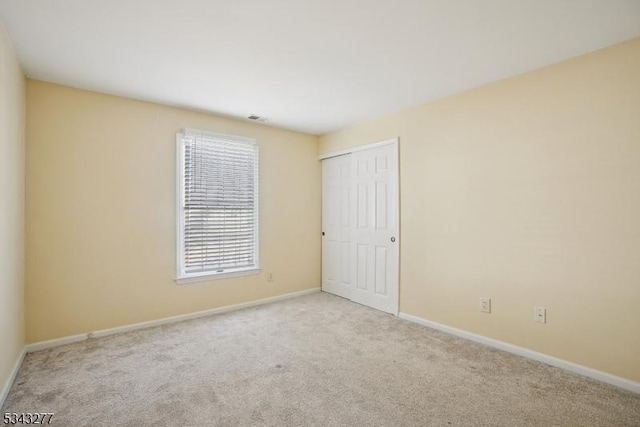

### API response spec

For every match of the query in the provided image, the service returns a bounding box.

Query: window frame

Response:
[175,128,260,284]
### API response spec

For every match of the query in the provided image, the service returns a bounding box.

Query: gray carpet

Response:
[3,292,639,426]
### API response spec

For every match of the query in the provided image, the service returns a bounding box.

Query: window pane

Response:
[178,130,259,277]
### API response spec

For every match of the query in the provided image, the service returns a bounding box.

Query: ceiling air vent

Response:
[247,114,269,122]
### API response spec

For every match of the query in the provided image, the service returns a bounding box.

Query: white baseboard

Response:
[0,348,26,410]
[25,334,88,353]
[90,287,320,338]
[399,312,640,395]
[25,287,321,351]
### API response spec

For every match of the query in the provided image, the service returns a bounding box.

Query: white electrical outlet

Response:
[268,272,274,282]
[534,306,546,323]
[480,297,491,313]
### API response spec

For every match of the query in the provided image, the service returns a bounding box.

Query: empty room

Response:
[1,0,639,425]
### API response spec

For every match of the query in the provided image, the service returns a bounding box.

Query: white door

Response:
[321,154,352,299]
[349,143,399,315]
[321,140,399,315]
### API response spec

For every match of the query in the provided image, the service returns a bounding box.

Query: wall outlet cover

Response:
[480,297,491,313]
[534,306,547,323]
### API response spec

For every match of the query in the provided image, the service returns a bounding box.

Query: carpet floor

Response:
[2,292,639,426]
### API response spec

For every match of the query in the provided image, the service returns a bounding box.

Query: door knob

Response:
[391,237,396,242]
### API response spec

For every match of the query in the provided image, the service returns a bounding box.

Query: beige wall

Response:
[0,26,26,392]
[319,38,640,382]
[26,81,321,342]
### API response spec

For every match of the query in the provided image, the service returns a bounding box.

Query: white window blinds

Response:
[177,129,259,280]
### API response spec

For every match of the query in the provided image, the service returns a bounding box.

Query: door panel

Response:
[321,154,352,299]
[375,246,387,295]
[376,182,388,229]
[356,244,368,290]
[322,140,399,315]
[349,143,399,314]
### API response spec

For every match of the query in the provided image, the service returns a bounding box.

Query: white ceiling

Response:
[1,1,639,135]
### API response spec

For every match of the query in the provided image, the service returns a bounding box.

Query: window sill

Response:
[175,268,261,285]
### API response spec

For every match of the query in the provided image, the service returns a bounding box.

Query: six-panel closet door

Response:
[321,154,353,300]
[321,140,399,315]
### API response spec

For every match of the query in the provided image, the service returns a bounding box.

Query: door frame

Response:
[318,138,398,161]
[319,137,400,315]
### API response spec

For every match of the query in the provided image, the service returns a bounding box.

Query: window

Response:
[176,128,259,283]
